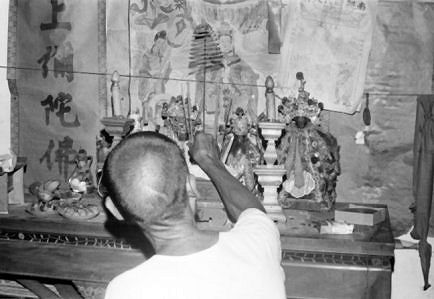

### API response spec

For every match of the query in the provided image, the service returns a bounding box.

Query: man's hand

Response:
[189,132,220,165]
[188,132,265,222]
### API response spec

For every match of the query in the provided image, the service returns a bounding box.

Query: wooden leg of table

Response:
[16,279,60,299]
[55,282,84,299]
[0,174,7,214]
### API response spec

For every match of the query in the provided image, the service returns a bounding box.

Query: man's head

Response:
[102,132,189,227]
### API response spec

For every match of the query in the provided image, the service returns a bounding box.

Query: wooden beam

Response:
[16,279,60,299]
[54,282,83,299]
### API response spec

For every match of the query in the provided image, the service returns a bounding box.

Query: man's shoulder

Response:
[224,208,280,247]
[105,260,165,299]
[109,263,143,285]
[109,259,158,287]
[233,208,278,231]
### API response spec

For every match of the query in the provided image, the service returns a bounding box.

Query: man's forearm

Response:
[197,156,265,222]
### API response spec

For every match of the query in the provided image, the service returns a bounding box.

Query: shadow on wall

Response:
[332,96,429,237]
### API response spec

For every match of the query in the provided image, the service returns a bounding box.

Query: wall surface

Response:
[331,95,419,236]
[0,0,10,156]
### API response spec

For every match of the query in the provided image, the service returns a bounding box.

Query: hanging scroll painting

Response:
[127,0,279,136]
[127,0,193,131]
[16,0,99,186]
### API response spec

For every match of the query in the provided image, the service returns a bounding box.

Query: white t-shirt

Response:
[105,208,286,299]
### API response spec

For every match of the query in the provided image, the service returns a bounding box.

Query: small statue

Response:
[265,75,276,121]
[69,149,94,194]
[220,107,263,192]
[160,96,201,142]
[190,105,202,133]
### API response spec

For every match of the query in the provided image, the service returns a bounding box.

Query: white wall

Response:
[0,0,10,155]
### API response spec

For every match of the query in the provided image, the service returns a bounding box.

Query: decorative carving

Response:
[281,250,393,269]
[0,229,133,249]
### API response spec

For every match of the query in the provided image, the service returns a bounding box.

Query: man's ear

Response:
[104,196,124,220]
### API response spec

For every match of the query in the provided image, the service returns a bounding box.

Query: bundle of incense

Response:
[178,95,190,142]
[185,97,193,143]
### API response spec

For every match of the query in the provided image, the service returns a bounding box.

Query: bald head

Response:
[102,132,189,226]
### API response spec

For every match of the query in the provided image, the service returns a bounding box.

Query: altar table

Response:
[0,197,394,299]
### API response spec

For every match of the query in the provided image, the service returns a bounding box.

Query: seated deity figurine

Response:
[189,105,202,133]
[159,96,203,143]
[68,149,94,194]
[220,107,263,192]
[276,72,340,209]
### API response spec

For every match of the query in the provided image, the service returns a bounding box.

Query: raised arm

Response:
[189,133,265,222]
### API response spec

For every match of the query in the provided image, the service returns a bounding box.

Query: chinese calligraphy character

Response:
[37,46,57,78]
[40,136,78,181]
[40,0,72,31]
[54,136,77,181]
[40,92,80,127]
[37,42,74,82]
[39,139,55,170]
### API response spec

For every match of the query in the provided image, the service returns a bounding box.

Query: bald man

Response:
[102,132,285,299]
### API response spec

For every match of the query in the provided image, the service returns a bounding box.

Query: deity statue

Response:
[68,149,94,194]
[158,95,203,143]
[277,72,340,209]
[220,107,263,192]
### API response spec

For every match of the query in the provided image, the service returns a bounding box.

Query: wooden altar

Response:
[0,191,394,299]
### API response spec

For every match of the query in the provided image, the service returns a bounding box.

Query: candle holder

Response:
[100,117,134,149]
[254,165,286,223]
[101,70,135,147]
[97,71,135,177]
[254,121,287,223]
[259,122,286,166]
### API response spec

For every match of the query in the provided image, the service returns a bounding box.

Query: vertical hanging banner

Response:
[16,0,99,186]
[278,0,378,113]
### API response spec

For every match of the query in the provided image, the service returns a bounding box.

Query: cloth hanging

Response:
[410,95,434,291]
